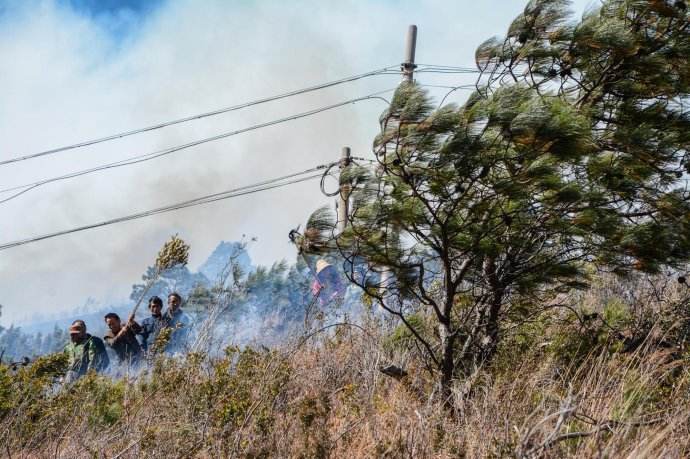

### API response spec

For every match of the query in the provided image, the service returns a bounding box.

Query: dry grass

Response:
[2,276,690,458]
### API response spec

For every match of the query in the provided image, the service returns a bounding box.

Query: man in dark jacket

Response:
[104,312,143,367]
[138,296,167,353]
[63,320,109,383]
[164,292,192,354]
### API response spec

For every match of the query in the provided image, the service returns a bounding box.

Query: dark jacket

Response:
[138,315,167,352]
[164,308,192,353]
[104,323,143,365]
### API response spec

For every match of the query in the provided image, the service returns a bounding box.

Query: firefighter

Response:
[312,259,345,304]
[138,296,167,353]
[104,312,143,367]
[63,320,109,383]
[163,292,192,353]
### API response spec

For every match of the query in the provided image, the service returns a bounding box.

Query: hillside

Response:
[1,0,689,457]
[1,274,689,457]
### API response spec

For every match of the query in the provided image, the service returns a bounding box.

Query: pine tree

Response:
[300,0,689,400]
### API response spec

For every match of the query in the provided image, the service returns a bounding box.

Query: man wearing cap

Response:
[313,259,345,304]
[103,312,143,367]
[63,320,109,382]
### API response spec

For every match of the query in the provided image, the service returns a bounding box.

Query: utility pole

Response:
[376,26,419,297]
[333,26,417,297]
[337,146,351,234]
[401,25,418,83]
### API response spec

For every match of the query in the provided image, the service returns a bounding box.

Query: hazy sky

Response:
[0,0,595,325]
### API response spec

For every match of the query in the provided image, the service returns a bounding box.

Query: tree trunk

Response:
[438,320,456,407]
[482,256,504,363]
[482,293,503,363]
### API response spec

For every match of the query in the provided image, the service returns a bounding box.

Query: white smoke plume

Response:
[0,0,593,325]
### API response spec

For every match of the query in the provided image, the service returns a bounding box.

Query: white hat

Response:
[315,259,331,274]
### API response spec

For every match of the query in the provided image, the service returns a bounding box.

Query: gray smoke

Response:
[0,0,593,325]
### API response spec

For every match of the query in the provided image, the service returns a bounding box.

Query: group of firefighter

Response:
[62,292,191,382]
[62,259,347,382]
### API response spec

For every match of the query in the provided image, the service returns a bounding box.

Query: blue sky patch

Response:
[62,0,164,16]
[60,0,165,43]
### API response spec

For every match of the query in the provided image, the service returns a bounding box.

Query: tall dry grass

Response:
[2,274,689,458]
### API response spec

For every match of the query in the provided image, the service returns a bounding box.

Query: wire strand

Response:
[0,165,334,251]
[0,90,394,204]
[0,66,400,167]
[416,64,478,70]
[418,84,476,90]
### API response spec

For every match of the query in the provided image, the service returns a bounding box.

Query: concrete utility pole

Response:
[337,146,352,234]
[401,25,418,83]
[377,26,419,297]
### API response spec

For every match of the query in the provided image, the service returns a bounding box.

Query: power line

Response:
[415,70,479,75]
[0,65,400,167]
[0,81,477,204]
[0,63,470,169]
[0,163,335,251]
[0,89,394,204]
[0,65,477,206]
[418,84,476,90]
[416,63,479,71]
[415,64,480,74]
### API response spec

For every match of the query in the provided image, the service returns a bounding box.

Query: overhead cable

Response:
[416,64,478,70]
[418,84,476,90]
[415,69,479,74]
[415,64,480,74]
[0,163,335,251]
[0,89,394,204]
[0,65,400,167]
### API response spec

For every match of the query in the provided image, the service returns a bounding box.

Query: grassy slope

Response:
[1,275,690,458]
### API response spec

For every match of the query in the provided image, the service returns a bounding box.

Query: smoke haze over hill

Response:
[0,0,592,325]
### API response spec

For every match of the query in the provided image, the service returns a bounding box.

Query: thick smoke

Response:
[0,0,592,325]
